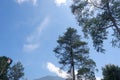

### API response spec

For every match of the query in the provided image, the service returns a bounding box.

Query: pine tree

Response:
[71,0,120,53]
[54,27,96,80]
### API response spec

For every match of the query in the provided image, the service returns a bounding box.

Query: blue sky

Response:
[0,0,120,80]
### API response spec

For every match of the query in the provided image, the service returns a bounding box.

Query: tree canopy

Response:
[102,64,120,80]
[71,0,120,53]
[0,56,24,80]
[8,62,24,80]
[0,56,12,80]
[54,27,96,80]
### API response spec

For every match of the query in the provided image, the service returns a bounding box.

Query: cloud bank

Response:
[23,17,50,52]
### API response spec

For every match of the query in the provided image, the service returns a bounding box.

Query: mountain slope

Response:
[35,76,65,80]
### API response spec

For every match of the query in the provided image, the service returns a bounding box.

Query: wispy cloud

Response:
[15,0,38,6]
[15,0,27,4]
[47,62,69,79]
[54,0,67,6]
[23,44,39,52]
[31,0,37,5]
[26,17,49,43]
[23,17,50,52]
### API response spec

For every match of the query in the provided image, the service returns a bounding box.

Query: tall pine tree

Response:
[54,27,96,80]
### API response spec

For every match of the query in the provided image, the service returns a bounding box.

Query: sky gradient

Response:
[0,0,120,80]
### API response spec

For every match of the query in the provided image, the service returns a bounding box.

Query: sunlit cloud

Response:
[54,0,67,6]
[96,77,102,80]
[47,62,69,79]
[15,0,38,5]
[47,62,101,80]
[23,17,50,52]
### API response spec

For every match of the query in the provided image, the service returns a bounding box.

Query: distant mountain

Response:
[35,75,65,80]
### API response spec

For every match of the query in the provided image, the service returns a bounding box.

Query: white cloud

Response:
[47,62,69,79]
[47,62,101,80]
[23,17,50,52]
[96,77,102,80]
[54,0,67,6]
[15,0,38,5]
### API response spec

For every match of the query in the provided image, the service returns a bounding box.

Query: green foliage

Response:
[77,59,96,80]
[102,64,120,80]
[0,56,24,80]
[0,56,12,80]
[8,62,24,80]
[71,0,120,53]
[54,27,96,80]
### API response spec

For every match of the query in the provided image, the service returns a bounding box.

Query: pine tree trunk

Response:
[70,48,75,80]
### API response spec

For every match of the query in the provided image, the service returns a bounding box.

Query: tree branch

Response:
[89,0,105,10]
[106,1,120,37]
[102,25,114,29]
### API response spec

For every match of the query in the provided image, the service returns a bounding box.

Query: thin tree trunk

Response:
[70,48,75,80]
[72,62,75,80]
